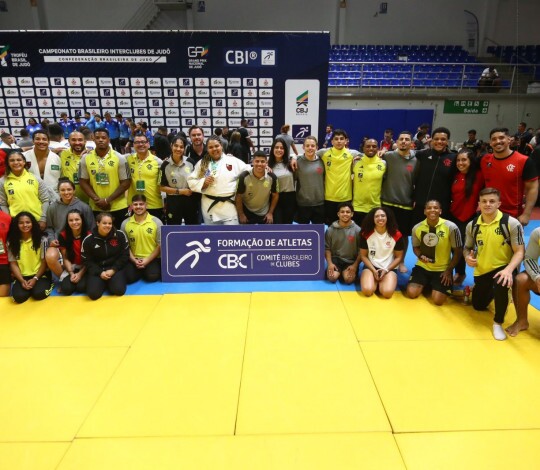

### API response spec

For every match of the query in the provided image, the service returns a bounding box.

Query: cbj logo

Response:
[295,90,309,114]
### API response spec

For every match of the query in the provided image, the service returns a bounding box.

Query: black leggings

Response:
[449,215,473,276]
[86,269,127,300]
[274,191,296,224]
[125,259,161,284]
[60,273,87,296]
[472,266,514,324]
[12,275,53,304]
[165,195,199,225]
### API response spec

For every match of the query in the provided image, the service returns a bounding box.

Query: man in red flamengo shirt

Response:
[480,127,538,226]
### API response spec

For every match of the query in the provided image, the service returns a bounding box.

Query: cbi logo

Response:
[187,46,209,58]
[225,49,257,65]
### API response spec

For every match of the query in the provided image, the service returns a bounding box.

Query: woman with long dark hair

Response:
[7,212,52,303]
[45,177,94,276]
[450,148,484,284]
[81,212,129,300]
[359,206,404,298]
[159,134,197,225]
[268,137,296,224]
[0,152,50,231]
[49,209,91,295]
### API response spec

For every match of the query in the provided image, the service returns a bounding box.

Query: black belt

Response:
[204,194,235,212]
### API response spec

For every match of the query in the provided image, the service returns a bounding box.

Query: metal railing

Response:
[328,61,538,93]
[123,0,160,30]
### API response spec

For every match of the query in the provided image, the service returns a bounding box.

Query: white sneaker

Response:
[493,323,507,341]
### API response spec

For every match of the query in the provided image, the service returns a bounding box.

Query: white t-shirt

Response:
[360,229,404,270]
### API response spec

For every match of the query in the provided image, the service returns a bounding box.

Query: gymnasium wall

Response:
[0,0,538,50]
[327,96,540,148]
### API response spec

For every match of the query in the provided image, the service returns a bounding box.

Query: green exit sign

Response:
[444,100,489,114]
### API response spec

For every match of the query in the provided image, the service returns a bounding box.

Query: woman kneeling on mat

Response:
[8,212,52,303]
[359,207,404,298]
[81,212,129,300]
[47,209,91,295]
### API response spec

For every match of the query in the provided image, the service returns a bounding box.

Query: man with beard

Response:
[413,127,455,223]
[381,131,419,272]
[185,125,206,165]
[352,138,386,226]
[79,128,131,228]
[480,127,538,226]
[60,131,89,203]
[121,194,162,283]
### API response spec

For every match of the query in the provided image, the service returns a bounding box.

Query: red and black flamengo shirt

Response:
[480,151,538,217]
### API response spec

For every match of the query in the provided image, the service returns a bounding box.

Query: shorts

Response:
[0,264,11,284]
[409,265,452,295]
[330,257,358,282]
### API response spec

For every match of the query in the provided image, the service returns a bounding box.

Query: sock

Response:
[493,323,507,341]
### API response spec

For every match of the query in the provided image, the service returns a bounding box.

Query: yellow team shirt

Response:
[126,153,163,209]
[413,218,461,272]
[10,237,44,277]
[467,211,523,276]
[321,148,354,202]
[81,150,128,211]
[352,155,386,213]
[60,149,88,203]
[121,213,162,258]
[2,170,43,222]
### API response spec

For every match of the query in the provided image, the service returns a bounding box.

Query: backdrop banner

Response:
[0,30,329,151]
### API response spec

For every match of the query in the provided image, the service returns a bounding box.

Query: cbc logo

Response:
[218,254,248,269]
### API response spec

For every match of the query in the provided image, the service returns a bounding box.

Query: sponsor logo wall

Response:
[0,31,329,151]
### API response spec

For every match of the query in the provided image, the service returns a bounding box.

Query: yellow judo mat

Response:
[1,291,540,469]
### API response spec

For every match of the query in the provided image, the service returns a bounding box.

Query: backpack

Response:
[470,213,511,248]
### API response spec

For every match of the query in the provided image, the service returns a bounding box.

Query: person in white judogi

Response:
[188,135,251,225]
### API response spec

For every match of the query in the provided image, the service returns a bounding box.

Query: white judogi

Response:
[188,153,250,224]
[24,148,61,201]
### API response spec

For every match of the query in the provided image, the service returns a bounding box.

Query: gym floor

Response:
[1,220,540,469]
